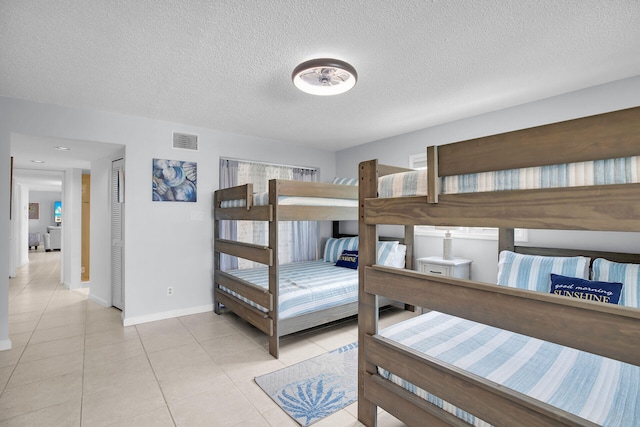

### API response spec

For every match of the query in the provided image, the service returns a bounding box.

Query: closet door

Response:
[111,158,125,310]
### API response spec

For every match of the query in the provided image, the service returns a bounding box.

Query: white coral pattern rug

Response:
[255,342,357,426]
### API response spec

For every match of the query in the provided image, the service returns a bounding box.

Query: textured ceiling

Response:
[2,0,640,152]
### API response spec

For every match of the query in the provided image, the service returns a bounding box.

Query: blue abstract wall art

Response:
[152,158,197,202]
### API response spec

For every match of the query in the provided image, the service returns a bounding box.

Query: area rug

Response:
[255,342,357,426]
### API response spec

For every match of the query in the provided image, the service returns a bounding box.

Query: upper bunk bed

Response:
[214,174,426,358]
[215,178,359,222]
[357,106,640,426]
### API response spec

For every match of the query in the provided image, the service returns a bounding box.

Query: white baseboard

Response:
[0,338,12,351]
[88,292,111,308]
[65,281,90,290]
[122,304,214,327]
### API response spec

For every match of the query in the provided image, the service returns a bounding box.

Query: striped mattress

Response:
[442,156,640,194]
[378,311,639,426]
[378,156,640,198]
[219,156,640,206]
[221,260,358,320]
[219,192,357,208]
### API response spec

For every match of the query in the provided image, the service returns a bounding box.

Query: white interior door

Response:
[111,158,124,310]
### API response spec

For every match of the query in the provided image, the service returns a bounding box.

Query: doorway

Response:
[9,133,124,306]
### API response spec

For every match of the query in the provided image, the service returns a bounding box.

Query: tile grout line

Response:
[79,285,89,427]
[135,324,178,426]
[176,315,274,426]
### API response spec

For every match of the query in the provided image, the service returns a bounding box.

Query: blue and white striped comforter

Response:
[378,311,639,426]
[221,260,358,320]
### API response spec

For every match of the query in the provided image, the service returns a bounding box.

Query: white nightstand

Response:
[416,256,472,280]
[415,256,472,314]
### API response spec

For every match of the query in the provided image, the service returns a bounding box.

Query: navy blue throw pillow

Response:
[335,250,358,269]
[550,274,623,305]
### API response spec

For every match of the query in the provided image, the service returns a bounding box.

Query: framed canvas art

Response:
[152,159,197,202]
[28,203,39,219]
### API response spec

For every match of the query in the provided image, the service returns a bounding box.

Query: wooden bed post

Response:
[498,227,515,255]
[213,192,222,315]
[403,225,416,312]
[404,225,414,270]
[332,221,340,238]
[268,179,280,358]
[358,160,379,426]
[426,145,439,204]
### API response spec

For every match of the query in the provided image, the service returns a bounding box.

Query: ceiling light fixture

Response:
[54,146,70,151]
[292,58,357,96]
[31,160,45,163]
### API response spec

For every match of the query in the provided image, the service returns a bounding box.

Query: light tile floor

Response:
[1,249,413,426]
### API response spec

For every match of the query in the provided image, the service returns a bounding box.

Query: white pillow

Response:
[377,169,428,198]
[592,258,639,308]
[376,241,407,268]
[387,244,407,268]
[377,241,399,265]
[497,250,590,292]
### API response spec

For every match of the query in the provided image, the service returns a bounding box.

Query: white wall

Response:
[0,131,10,350]
[13,184,29,269]
[336,75,640,283]
[62,168,83,289]
[0,96,338,333]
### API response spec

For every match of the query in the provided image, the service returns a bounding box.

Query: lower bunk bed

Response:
[363,249,640,426]
[216,237,405,335]
[377,301,639,426]
[357,106,640,426]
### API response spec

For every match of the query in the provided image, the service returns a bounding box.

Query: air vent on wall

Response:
[172,132,199,151]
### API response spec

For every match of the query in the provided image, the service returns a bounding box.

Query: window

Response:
[408,152,427,170]
[409,152,528,242]
[415,226,528,242]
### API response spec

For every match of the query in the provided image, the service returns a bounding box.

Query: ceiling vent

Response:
[172,132,198,151]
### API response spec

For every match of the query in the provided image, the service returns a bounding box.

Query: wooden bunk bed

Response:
[214,178,412,358]
[357,106,640,426]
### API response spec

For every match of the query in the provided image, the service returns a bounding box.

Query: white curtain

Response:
[292,168,318,262]
[219,159,238,270]
[219,159,318,269]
